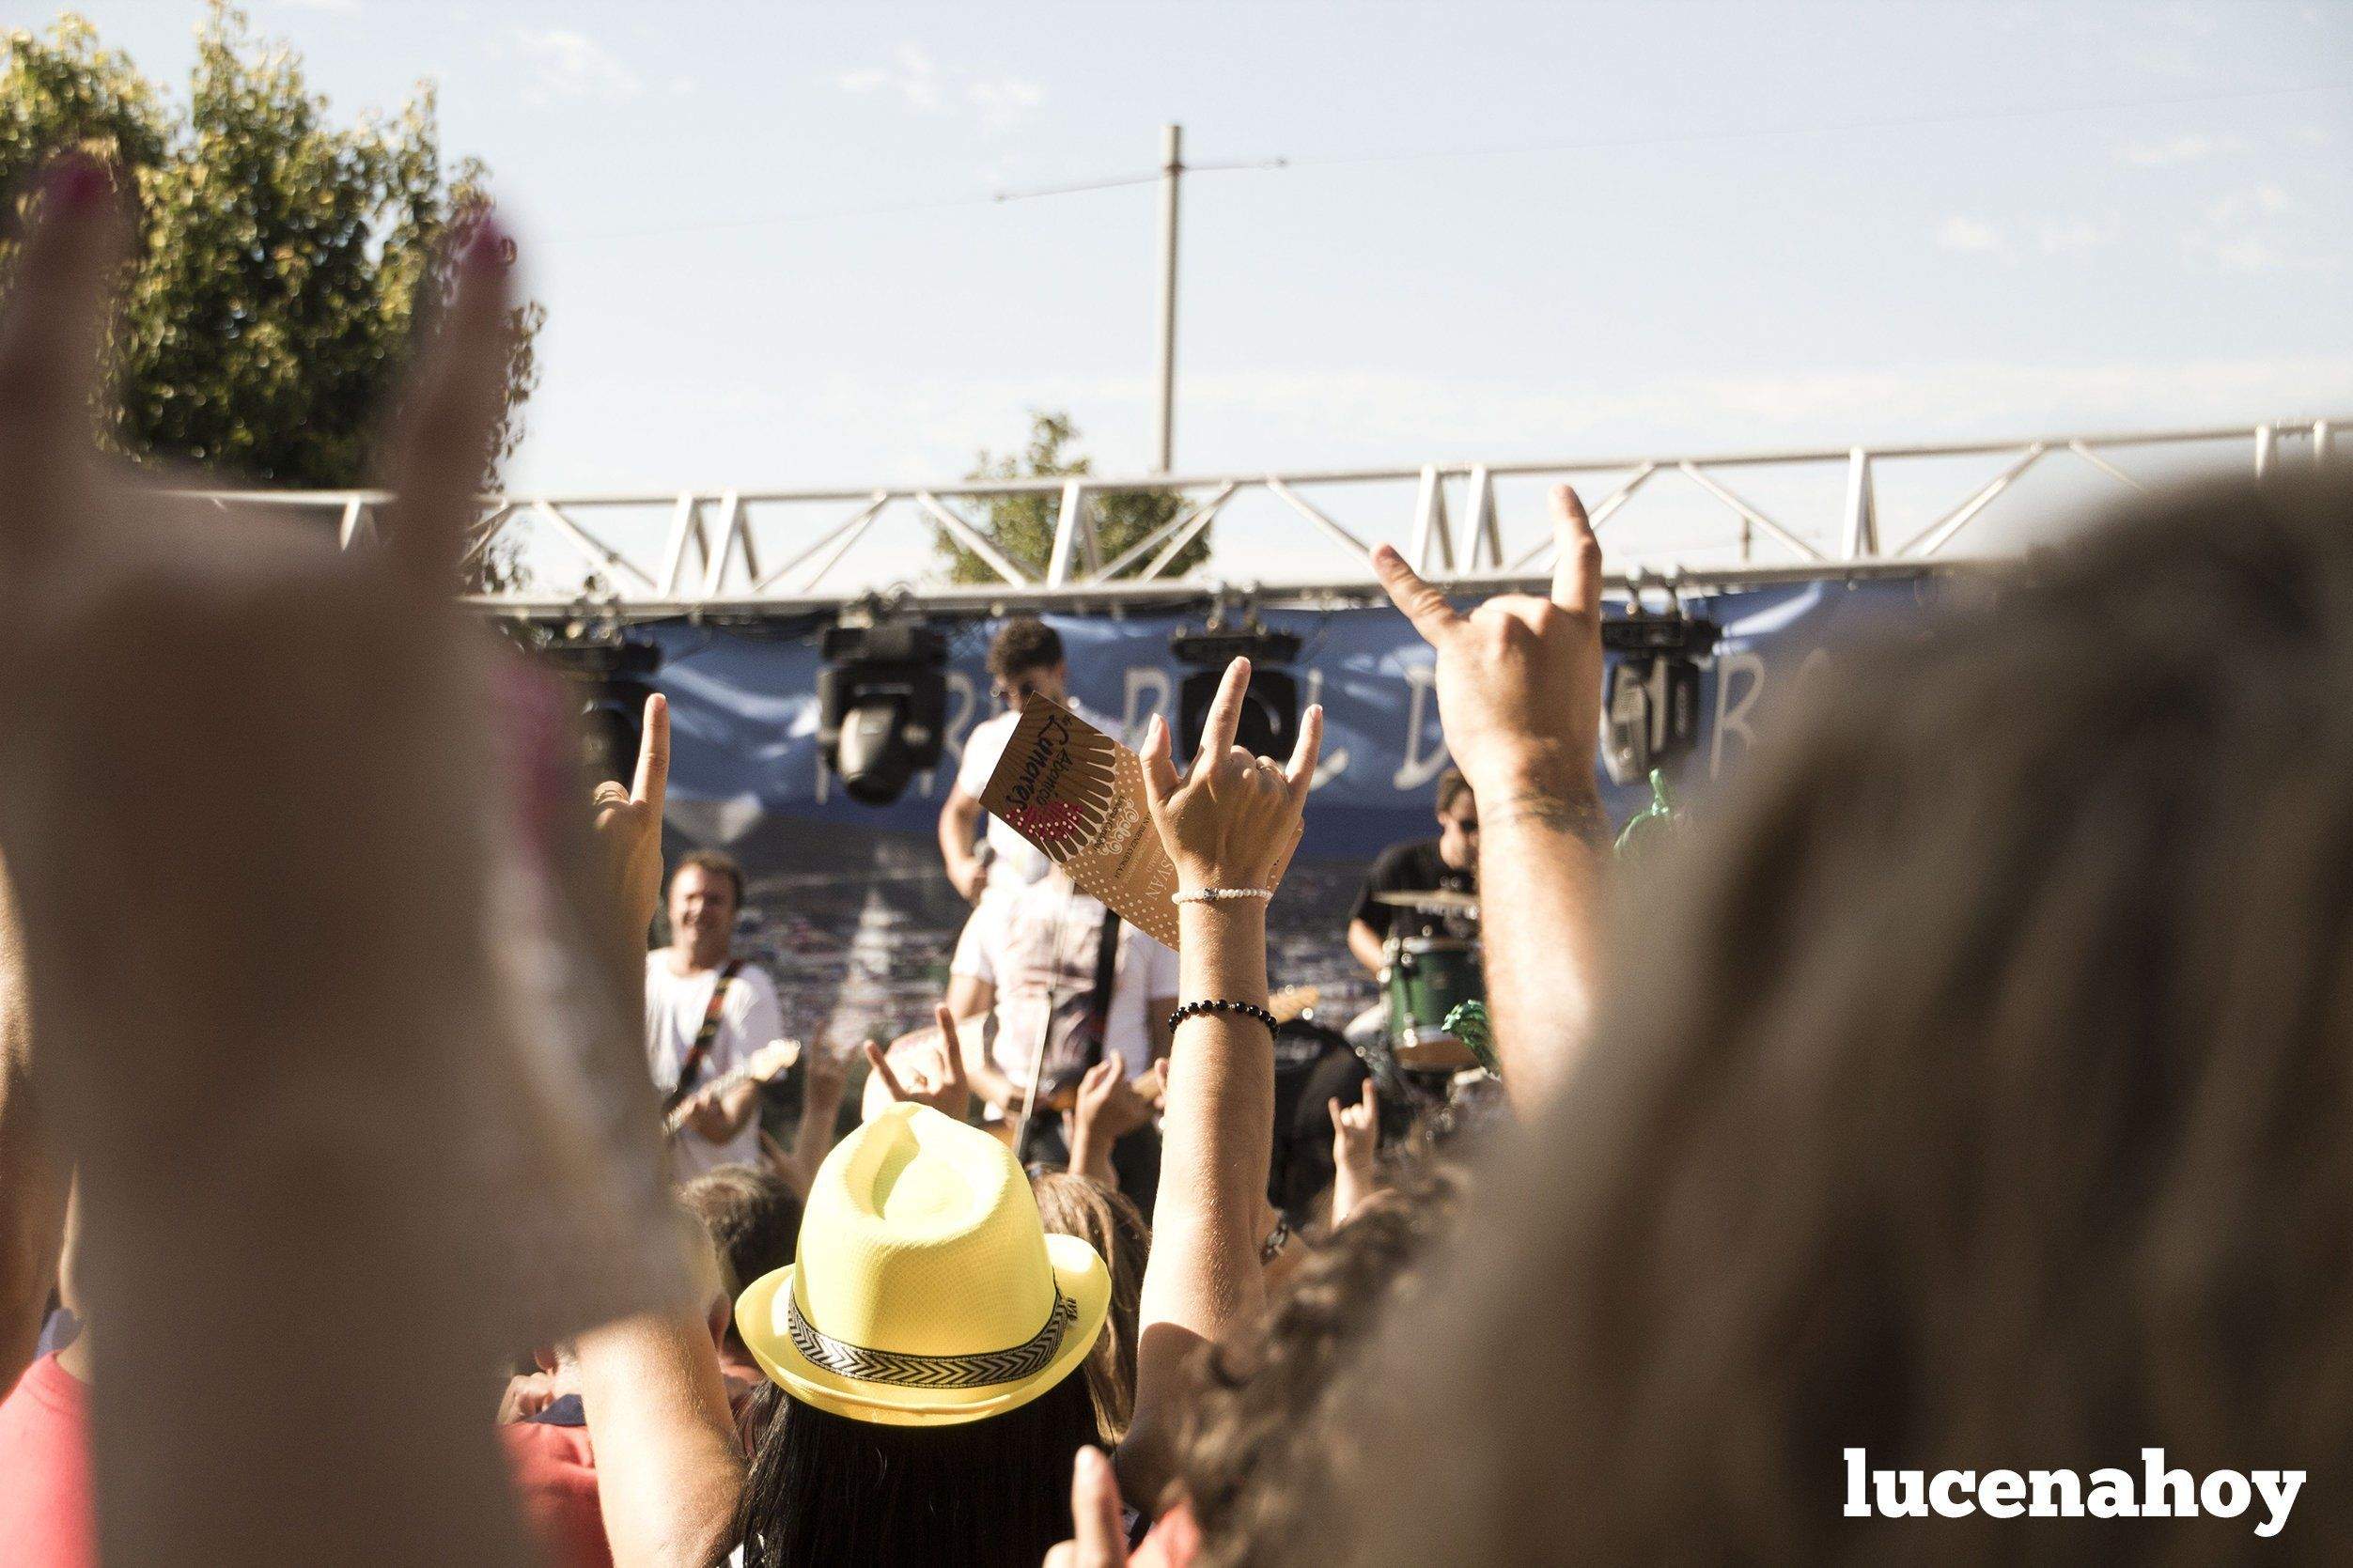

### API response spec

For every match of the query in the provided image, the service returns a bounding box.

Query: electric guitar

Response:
[664,1037,803,1137]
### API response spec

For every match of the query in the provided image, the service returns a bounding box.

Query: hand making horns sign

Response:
[1368,484,1606,813]
[1137,657,1324,894]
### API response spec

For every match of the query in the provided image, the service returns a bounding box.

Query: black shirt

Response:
[1348,839,1476,945]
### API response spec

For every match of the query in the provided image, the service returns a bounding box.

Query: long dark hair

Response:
[727,1371,1099,1567]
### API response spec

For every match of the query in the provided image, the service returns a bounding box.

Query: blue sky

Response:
[45,1,2353,580]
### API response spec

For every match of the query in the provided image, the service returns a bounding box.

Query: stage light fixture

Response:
[531,630,662,784]
[1171,622,1302,762]
[818,622,948,805]
[1598,609,1720,787]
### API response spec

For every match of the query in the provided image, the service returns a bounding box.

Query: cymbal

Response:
[1269,984,1319,1024]
[1370,888,1479,914]
[1391,1032,1480,1071]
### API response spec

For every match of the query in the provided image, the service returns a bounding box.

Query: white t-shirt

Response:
[955,698,1113,902]
[951,874,1180,1083]
[644,952,784,1180]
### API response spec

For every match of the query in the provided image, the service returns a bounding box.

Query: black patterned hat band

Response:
[786,1285,1079,1389]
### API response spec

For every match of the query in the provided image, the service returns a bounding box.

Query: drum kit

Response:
[1357,887,1494,1112]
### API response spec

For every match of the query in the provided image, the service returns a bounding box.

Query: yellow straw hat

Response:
[736,1102,1111,1427]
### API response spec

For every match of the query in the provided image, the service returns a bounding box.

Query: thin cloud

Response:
[839,44,946,114]
[966,78,1045,132]
[2118,132,2240,167]
[838,44,1044,132]
[509,26,645,107]
[2206,183,2292,225]
[2039,218,2117,256]
[1935,216,2005,255]
[2187,183,2305,272]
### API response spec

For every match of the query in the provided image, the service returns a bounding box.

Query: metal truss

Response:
[165,416,2340,620]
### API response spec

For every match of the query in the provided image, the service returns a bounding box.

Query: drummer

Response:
[1346,768,1478,973]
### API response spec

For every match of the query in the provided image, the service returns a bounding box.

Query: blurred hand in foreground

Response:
[1043,1446,1130,1568]
[0,153,515,1114]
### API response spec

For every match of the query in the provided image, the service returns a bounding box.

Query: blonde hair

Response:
[1030,1171,1148,1444]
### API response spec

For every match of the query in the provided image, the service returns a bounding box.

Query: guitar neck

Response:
[664,1041,800,1133]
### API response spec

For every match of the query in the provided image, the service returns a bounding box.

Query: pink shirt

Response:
[0,1354,95,1568]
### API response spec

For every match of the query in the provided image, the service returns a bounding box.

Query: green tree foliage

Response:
[940,411,1208,583]
[1,6,539,574]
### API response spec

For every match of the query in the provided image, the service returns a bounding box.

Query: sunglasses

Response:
[991,677,1042,706]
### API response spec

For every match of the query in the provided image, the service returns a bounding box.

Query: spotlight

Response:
[818,622,948,805]
[1171,623,1302,761]
[1598,609,1719,787]
[533,632,662,784]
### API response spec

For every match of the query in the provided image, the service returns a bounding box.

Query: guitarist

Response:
[645,850,782,1179]
[943,862,1176,1213]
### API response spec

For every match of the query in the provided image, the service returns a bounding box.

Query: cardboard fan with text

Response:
[979,700,1301,951]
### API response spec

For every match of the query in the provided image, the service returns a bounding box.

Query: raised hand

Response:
[1376,485,1612,1108]
[1138,658,1323,893]
[1073,1057,1151,1142]
[680,1089,735,1144]
[862,1006,973,1122]
[1329,1076,1380,1227]
[1330,1076,1378,1180]
[0,154,515,1112]
[1371,485,1607,827]
[801,1038,850,1110]
[0,153,615,1564]
[1065,1056,1150,1184]
[590,693,670,940]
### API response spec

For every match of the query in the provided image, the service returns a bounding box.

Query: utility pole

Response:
[1152,123,1182,473]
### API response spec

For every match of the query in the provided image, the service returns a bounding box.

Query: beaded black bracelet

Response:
[1167,998,1278,1036]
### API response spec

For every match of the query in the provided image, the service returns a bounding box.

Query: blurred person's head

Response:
[1181,1157,1468,1564]
[667,851,743,966]
[678,1164,803,1363]
[1336,475,2353,1560]
[1433,769,1476,871]
[729,1105,1107,1566]
[1030,1170,1151,1444]
[986,618,1067,712]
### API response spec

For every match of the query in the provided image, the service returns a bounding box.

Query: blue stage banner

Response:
[642,576,1936,1042]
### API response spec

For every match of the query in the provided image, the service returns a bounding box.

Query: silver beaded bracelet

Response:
[1173,887,1273,905]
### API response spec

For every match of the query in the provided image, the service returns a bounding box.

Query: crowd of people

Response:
[3,147,2351,1564]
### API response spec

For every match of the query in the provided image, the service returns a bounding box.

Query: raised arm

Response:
[938,786,989,904]
[1371,486,1610,1109]
[0,163,550,1561]
[1118,661,1320,1510]
[776,1041,848,1196]
[1065,1057,1149,1188]
[572,1301,743,1568]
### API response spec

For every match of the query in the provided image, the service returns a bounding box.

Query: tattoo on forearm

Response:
[1486,788,1610,846]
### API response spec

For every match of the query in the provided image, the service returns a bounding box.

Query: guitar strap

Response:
[661,959,742,1116]
[1078,908,1123,1073]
